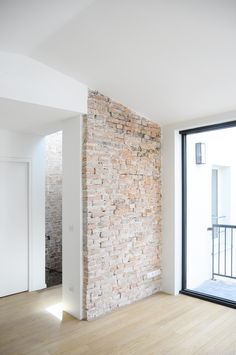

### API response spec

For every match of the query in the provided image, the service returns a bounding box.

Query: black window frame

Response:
[179,120,236,309]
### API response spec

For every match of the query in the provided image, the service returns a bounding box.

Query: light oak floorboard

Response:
[0,286,236,355]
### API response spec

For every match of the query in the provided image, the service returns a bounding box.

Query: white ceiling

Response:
[1,0,236,125]
[0,97,78,135]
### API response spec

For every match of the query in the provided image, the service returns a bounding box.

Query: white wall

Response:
[162,111,236,295]
[0,52,88,114]
[0,129,45,291]
[62,116,83,320]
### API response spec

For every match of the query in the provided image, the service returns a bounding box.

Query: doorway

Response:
[45,131,63,288]
[181,122,236,308]
[0,160,29,297]
[0,117,83,319]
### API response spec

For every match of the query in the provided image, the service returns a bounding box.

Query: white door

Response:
[0,161,29,297]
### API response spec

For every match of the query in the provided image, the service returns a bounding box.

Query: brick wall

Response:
[83,90,162,319]
[45,131,62,285]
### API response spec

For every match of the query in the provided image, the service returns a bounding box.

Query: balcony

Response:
[194,224,236,302]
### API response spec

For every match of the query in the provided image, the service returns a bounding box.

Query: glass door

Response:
[181,123,236,307]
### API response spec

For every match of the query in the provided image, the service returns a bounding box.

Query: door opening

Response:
[181,121,236,309]
[45,131,62,288]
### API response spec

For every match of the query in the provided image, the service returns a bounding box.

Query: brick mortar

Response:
[45,132,62,278]
[83,90,162,320]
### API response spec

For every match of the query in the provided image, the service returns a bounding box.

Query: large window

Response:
[181,122,236,308]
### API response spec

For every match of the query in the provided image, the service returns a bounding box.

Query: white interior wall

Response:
[62,116,83,320]
[0,52,87,114]
[0,129,45,291]
[0,118,84,319]
[0,52,87,319]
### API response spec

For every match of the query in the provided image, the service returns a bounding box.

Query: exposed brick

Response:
[45,131,62,286]
[83,90,162,320]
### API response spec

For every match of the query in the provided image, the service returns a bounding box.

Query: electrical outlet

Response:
[147,270,160,279]
[69,225,74,232]
[69,286,74,292]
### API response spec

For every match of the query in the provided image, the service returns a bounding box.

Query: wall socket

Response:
[147,269,160,279]
[69,285,74,292]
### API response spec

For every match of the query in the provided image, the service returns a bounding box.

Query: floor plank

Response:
[0,287,236,355]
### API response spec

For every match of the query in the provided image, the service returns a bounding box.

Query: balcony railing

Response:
[211,224,236,280]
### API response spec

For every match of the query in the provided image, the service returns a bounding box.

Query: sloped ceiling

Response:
[1,0,236,124]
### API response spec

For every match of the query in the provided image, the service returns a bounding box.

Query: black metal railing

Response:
[211,224,236,280]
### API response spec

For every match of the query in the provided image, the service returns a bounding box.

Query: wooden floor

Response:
[1,287,236,355]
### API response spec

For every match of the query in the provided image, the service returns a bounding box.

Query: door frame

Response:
[0,157,32,292]
[179,120,236,309]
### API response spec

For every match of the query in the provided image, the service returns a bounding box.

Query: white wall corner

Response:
[62,116,83,320]
[0,51,88,114]
[162,127,182,295]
